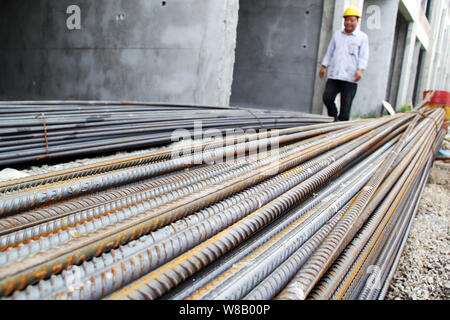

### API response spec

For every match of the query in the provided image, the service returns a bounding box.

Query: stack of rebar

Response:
[0,101,332,167]
[0,107,446,300]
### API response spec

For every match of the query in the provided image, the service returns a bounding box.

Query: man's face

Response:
[344,16,359,33]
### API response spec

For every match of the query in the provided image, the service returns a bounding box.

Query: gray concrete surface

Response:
[0,0,239,106]
[229,0,324,113]
[311,0,334,116]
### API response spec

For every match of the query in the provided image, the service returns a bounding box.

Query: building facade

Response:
[0,0,448,117]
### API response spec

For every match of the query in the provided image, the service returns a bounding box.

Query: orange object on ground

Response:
[423,90,450,120]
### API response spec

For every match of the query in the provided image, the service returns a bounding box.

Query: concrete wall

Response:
[230,0,324,113]
[0,0,239,106]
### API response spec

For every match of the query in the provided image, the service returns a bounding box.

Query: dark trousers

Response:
[323,79,358,121]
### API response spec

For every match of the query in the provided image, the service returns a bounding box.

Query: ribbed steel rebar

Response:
[243,200,353,300]
[307,120,437,300]
[358,165,427,300]
[0,107,444,300]
[188,119,415,300]
[376,128,445,300]
[188,119,429,300]
[0,118,392,297]
[161,137,396,300]
[182,122,406,300]
[0,140,316,263]
[336,147,434,300]
[0,121,388,250]
[104,117,408,300]
[375,158,432,300]
[0,126,357,243]
[0,102,334,166]
[0,122,359,216]
[0,147,292,248]
[6,130,382,300]
[275,108,445,300]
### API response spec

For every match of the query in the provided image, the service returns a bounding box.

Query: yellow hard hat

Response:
[343,6,361,18]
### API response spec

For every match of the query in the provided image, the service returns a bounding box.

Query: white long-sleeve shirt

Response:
[321,29,369,83]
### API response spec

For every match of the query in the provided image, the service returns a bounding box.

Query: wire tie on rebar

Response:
[411,110,428,119]
[35,112,50,160]
[428,116,441,136]
[412,110,440,135]
[238,107,264,130]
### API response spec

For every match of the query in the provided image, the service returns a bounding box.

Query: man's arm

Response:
[355,34,369,81]
[319,34,336,79]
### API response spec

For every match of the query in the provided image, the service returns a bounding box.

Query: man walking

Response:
[319,6,369,121]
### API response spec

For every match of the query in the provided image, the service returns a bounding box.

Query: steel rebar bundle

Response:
[0,101,333,167]
[0,106,445,300]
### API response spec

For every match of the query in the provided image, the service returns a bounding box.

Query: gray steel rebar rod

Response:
[0,117,390,297]
[316,137,433,300]
[161,136,398,301]
[332,117,443,301]
[0,121,353,194]
[274,109,444,300]
[359,159,431,300]
[0,120,379,217]
[4,128,383,300]
[353,155,430,300]
[0,139,321,259]
[278,112,442,299]
[104,117,408,300]
[0,142,308,243]
[376,129,445,300]
[181,123,409,300]
[183,117,428,300]
[0,127,334,215]
[335,125,444,299]
[304,118,438,300]
[240,129,427,301]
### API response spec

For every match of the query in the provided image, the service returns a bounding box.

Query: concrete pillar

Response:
[396,21,418,108]
[219,0,240,106]
[406,40,422,104]
[418,0,445,94]
[437,11,450,90]
[311,0,335,115]
[351,0,400,117]
[432,6,449,91]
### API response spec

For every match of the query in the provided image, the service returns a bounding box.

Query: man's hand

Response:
[355,69,364,82]
[319,66,327,79]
